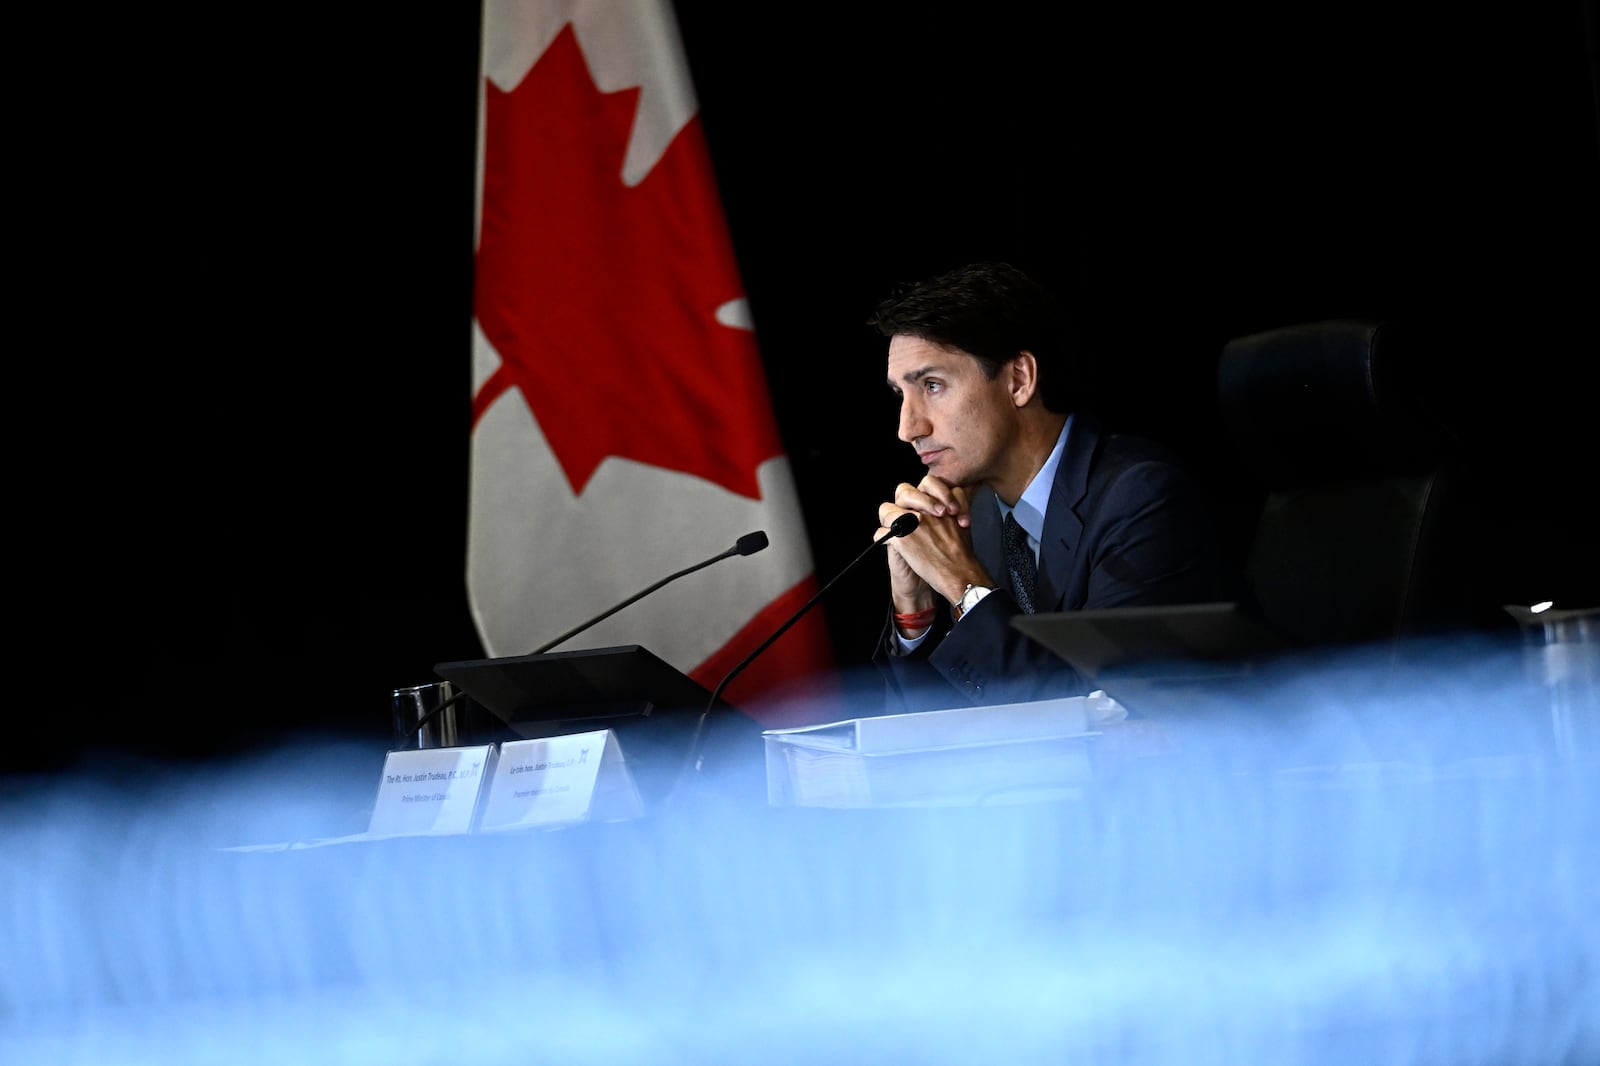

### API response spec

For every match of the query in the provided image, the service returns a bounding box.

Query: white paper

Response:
[762,695,1114,808]
[763,694,1111,755]
[365,745,496,838]
[477,729,641,831]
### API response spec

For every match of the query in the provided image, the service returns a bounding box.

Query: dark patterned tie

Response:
[1003,511,1037,614]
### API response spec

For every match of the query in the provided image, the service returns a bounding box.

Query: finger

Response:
[949,484,973,527]
[877,502,910,529]
[894,482,952,517]
[918,474,964,515]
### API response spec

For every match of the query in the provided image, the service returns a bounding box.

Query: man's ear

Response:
[1007,351,1040,407]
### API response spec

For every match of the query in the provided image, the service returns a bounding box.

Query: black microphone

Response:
[405,530,770,744]
[675,512,921,780]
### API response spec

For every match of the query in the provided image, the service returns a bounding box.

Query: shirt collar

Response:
[997,414,1072,546]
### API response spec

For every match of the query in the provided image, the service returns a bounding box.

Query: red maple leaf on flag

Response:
[473,25,782,500]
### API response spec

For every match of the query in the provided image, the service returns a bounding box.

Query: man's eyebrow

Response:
[887,365,938,389]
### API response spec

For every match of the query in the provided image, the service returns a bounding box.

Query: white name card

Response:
[477,729,643,832]
[366,744,497,838]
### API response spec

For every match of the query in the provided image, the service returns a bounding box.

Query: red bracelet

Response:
[893,608,938,630]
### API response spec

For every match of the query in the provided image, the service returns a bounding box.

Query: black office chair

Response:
[1217,319,1499,656]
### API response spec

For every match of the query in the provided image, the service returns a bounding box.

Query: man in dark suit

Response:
[871,262,1238,711]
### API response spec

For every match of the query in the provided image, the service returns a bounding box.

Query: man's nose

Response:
[897,397,927,444]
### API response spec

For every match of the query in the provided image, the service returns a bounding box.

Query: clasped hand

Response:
[876,474,994,612]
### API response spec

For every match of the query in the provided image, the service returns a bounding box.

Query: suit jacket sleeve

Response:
[872,588,1091,712]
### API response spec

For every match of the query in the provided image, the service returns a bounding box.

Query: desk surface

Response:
[8,632,1598,1064]
[7,737,1597,1065]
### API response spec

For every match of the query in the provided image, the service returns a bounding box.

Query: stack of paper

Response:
[762,695,1109,808]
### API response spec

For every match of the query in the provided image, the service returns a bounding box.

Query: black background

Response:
[34,2,1598,776]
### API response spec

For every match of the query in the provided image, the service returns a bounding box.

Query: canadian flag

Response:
[468,0,837,726]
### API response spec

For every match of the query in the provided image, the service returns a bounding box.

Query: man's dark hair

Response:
[867,261,1082,413]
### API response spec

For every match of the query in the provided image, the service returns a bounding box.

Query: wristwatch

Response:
[955,583,993,619]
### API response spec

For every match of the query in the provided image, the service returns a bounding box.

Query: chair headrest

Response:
[1217,319,1451,490]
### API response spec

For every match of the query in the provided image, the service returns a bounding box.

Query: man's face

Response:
[887,334,1018,489]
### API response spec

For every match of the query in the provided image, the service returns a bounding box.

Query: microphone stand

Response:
[674,513,921,785]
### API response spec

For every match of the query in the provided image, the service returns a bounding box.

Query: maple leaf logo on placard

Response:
[473,25,781,500]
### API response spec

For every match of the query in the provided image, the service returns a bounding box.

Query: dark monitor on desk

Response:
[433,644,722,733]
[432,645,747,801]
[1012,602,1295,730]
[1012,602,1290,685]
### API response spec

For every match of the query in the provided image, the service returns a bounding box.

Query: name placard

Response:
[477,729,643,832]
[366,744,497,838]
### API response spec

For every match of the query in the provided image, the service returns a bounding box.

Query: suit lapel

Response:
[1036,413,1100,610]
